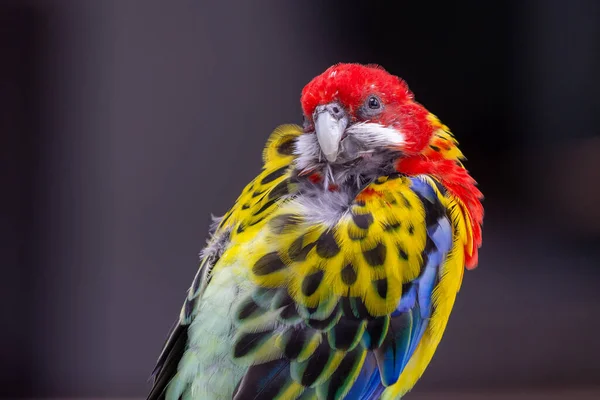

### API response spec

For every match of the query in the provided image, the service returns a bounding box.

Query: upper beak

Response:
[314,103,348,163]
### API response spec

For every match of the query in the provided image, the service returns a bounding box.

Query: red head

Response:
[300,63,435,155]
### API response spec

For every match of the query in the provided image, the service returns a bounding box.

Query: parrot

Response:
[147,63,484,400]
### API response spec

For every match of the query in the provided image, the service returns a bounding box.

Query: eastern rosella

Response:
[147,63,484,400]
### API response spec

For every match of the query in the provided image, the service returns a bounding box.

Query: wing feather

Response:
[230,174,455,400]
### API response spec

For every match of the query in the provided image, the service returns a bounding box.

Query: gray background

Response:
[1,0,599,397]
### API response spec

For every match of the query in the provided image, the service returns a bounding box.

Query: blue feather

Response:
[393,283,417,315]
[343,353,378,400]
[360,367,385,399]
[430,217,452,253]
[409,177,438,203]
[374,312,414,385]
[408,218,453,364]
[368,177,454,389]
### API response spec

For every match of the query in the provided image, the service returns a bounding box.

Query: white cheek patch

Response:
[345,122,405,148]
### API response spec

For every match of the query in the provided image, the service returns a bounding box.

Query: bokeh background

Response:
[2,0,599,398]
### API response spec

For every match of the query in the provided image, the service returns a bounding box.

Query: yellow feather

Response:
[296,333,322,363]
[231,330,284,366]
[312,350,346,386]
[262,124,303,164]
[274,381,305,400]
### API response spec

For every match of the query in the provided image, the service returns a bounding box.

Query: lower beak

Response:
[314,111,347,163]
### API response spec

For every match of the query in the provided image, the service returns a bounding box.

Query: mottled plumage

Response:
[148,64,484,400]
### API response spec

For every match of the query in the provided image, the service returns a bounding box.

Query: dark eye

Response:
[368,96,380,109]
[358,95,384,119]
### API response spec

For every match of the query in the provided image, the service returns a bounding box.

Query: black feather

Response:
[233,358,292,400]
[147,322,188,400]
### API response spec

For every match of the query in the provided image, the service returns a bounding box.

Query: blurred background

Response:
[2,0,599,398]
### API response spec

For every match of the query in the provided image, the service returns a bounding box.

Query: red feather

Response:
[396,156,484,269]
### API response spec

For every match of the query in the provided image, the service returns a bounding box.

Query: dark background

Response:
[1,0,599,398]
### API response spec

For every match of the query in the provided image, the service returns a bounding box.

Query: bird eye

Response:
[368,96,380,109]
[357,95,384,120]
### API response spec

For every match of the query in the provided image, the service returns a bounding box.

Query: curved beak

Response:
[314,103,348,163]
